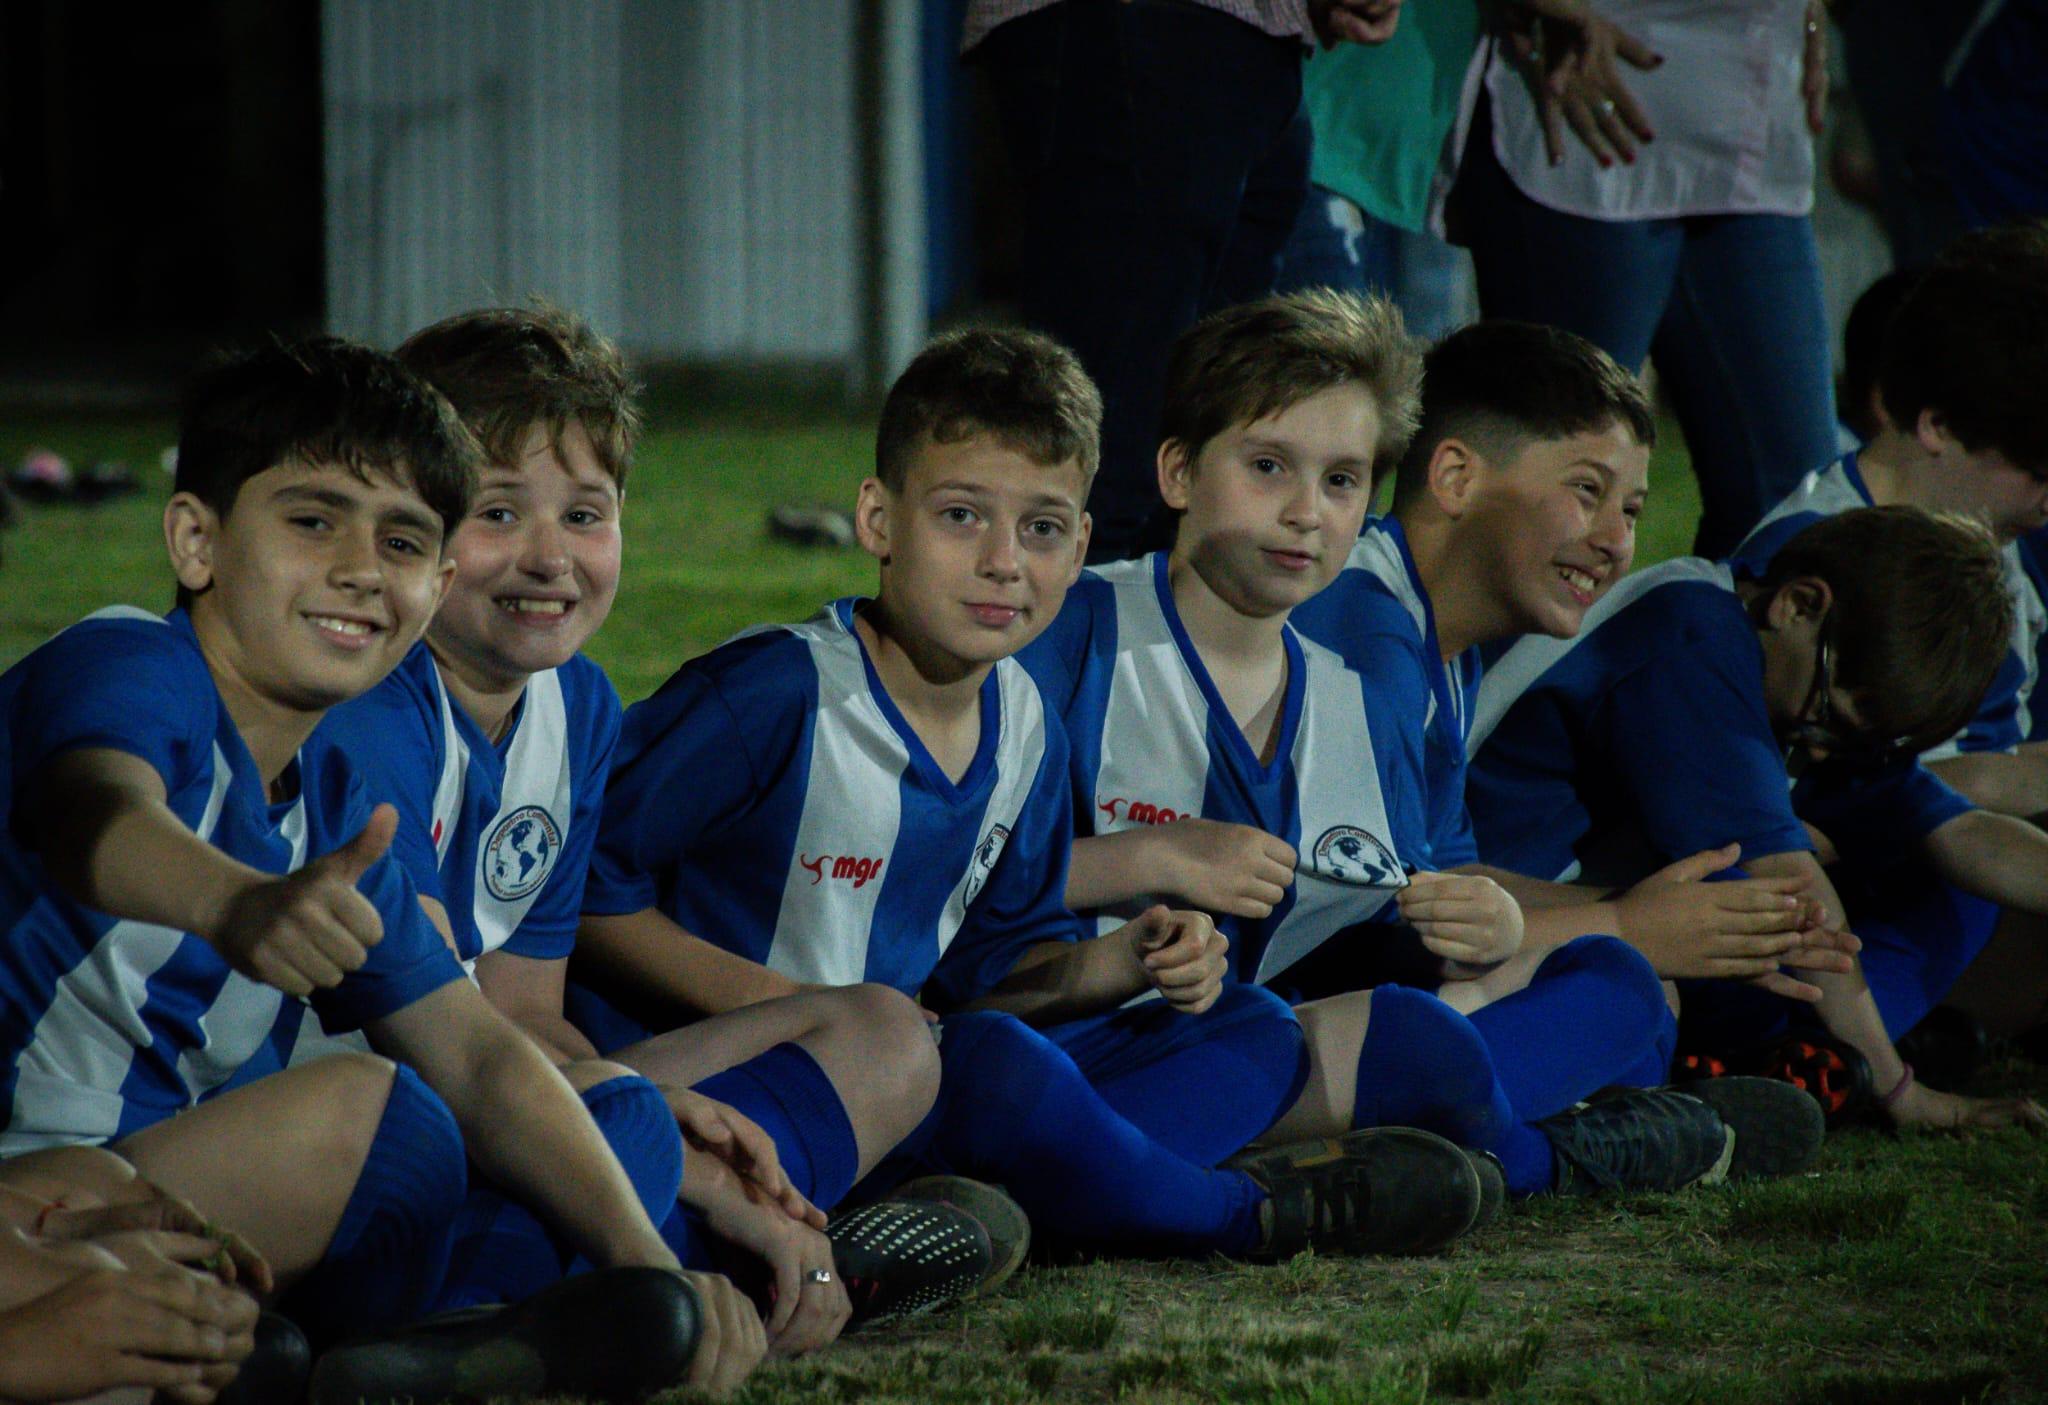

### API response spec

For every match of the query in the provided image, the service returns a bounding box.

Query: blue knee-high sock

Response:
[1465,936,1673,1120]
[283,1064,468,1348]
[691,1043,861,1213]
[930,1011,1268,1259]
[437,1074,682,1310]
[1084,984,1309,1165]
[1353,985,1553,1197]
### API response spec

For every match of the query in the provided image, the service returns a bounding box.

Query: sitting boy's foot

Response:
[829,1197,994,1329]
[307,1266,701,1405]
[1540,1088,1732,1196]
[1679,1033,1874,1128]
[1465,1150,1507,1231]
[1683,1075,1826,1180]
[212,1313,311,1405]
[1895,1005,1993,1090]
[1231,1127,1482,1260]
[886,1175,1031,1295]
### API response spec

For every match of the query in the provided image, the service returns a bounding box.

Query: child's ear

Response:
[853,477,893,565]
[1156,441,1194,511]
[1766,576,1834,632]
[1068,510,1093,581]
[431,556,458,613]
[1913,407,1955,458]
[164,492,219,594]
[1426,438,1479,517]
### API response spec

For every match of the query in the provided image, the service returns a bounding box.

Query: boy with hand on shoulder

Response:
[581,326,1489,1263]
[1290,320,1850,1006]
[1027,291,1819,1202]
[311,305,972,1357]
[0,339,756,1399]
[1467,503,2048,1130]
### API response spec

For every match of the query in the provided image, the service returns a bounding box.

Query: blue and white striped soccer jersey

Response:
[1463,558,1971,885]
[1290,517,1483,869]
[583,600,1079,1009]
[0,609,464,1155]
[313,645,620,967]
[1730,454,2048,756]
[1020,553,1421,984]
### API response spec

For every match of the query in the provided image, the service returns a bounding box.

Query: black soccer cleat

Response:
[1895,1006,1993,1091]
[1539,1087,1732,1196]
[1679,1032,1875,1128]
[307,1266,702,1405]
[1230,1126,1482,1260]
[212,1312,311,1405]
[829,1196,994,1329]
[1683,1075,1826,1180]
[886,1175,1031,1296]
[1464,1150,1507,1231]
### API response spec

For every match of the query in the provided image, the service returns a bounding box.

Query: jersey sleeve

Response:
[503,665,622,958]
[582,665,766,918]
[7,618,215,844]
[1928,649,2027,757]
[1794,760,1976,862]
[1599,643,1814,866]
[924,719,1085,1010]
[308,653,448,907]
[304,767,466,1032]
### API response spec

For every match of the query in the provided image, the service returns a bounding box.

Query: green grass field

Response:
[3,414,2045,1403]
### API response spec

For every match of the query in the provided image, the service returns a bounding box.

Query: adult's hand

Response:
[1506,0,1662,167]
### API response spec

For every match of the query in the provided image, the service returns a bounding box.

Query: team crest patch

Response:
[483,805,562,902]
[1310,826,1404,888]
[963,824,1011,906]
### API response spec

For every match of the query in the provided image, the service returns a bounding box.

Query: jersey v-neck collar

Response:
[833,598,1002,798]
[1147,550,1305,784]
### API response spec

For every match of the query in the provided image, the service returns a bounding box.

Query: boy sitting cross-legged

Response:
[1024,291,1822,1204]
[1467,502,2048,1130]
[308,305,982,1358]
[577,326,1488,1263]
[0,339,758,1400]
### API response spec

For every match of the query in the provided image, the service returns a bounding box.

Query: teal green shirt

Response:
[1301,3,1482,232]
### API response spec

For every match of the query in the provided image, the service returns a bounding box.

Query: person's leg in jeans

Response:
[1274,184,1397,297]
[975,0,1307,562]
[1207,103,1315,315]
[1650,214,1839,556]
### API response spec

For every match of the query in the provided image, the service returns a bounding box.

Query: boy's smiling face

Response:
[1163,383,1378,619]
[169,458,454,713]
[859,432,1091,675]
[1451,421,1648,639]
[429,418,623,693]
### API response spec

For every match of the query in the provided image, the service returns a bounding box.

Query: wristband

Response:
[1881,1061,1915,1108]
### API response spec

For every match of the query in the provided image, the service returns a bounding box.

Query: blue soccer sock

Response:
[691,1043,861,1213]
[282,1064,468,1348]
[1079,984,1309,1166]
[1352,984,1553,1196]
[1465,936,1674,1120]
[929,1011,1267,1259]
[437,1073,682,1311]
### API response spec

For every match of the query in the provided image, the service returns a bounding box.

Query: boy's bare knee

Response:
[294,1052,399,1154]
[561,1058,638,1093]
[839,983,941,1108]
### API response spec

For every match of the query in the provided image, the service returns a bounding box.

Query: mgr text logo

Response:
[1097,796,1186,826]
[799,853,887,889]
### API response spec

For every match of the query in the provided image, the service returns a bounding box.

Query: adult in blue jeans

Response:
[963,0,1399,563]
[1446,0,1839,558]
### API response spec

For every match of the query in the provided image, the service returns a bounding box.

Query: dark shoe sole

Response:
[1465,1151,1507,1230]
[1685,1075,1826,1180]
[1233,1126,1482,1259]
[213,1313,311,1405]
[830,1197,993,1329]
[308,1267,701,1405]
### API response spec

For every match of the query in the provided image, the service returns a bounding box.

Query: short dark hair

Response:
[1839,267,1924,443]
[875,327,1102,492]
[1757,506,2012,755]
[1390,321,1656,506]
[1160,289,1422,470]
[1879,219,2048,473]
[177,335,477,536]
[396,303,642,490]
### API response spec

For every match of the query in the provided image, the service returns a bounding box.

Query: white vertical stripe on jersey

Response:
[1340,527,1443,736]
[2,743,243,1154]
[930,659,1046,953]
[469,668,573,962]
[428,661,469,866]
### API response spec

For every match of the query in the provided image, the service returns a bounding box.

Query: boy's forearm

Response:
[1926,747,2048,819]
[578,910,803,1017]
[373,986,675,1271]
[1924,810,2048,915]
[34,753,261,942]
[967,933,1144,1025]
[1064,830,1159,911]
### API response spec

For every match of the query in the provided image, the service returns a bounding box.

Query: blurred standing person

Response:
[966,0,1401,562]
[1444,0,1838,558]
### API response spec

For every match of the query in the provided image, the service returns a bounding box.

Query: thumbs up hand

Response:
[205,804,396,997]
